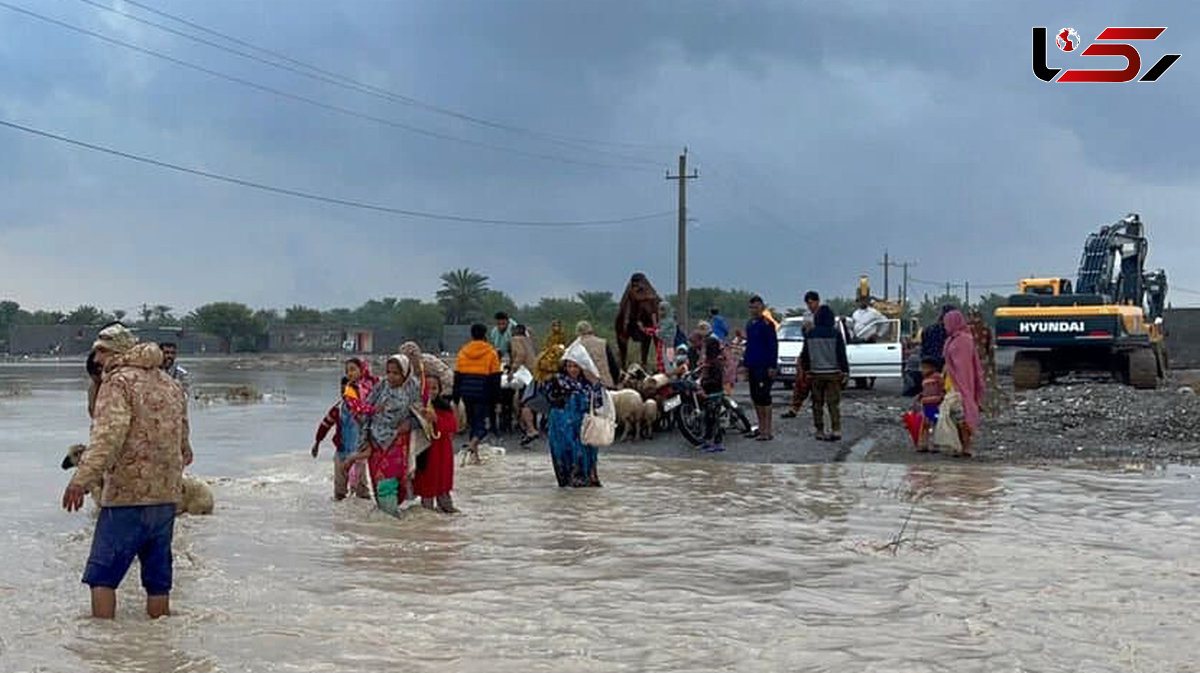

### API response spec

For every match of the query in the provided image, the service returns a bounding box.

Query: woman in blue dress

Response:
[546,347,602,488]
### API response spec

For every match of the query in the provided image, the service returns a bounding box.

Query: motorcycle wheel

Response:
[725,399,754,435]
[675,397,706,447]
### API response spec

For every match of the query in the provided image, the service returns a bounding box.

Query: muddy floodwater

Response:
[1,360,1197,672]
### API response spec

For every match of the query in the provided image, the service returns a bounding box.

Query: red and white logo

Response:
[1033,26,1181,83]
[1056,27,1081,51]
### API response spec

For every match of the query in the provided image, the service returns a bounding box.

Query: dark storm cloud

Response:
[0,0,1196,312]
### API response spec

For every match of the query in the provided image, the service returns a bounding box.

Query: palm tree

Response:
[152,305,175,324]
[577,291,616,321]
[436,268,490,324]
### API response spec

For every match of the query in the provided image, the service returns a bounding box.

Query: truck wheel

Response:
[1127,348,1158,390]
[1012,352,1042,390]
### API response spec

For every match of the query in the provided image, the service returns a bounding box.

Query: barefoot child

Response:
[918,358,944,452]
[414,373,460,513]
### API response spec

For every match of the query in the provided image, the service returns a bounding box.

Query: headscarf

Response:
[942,310,986,431]
[543,321,567,350]
[563,339,601,380]
[361,355,421,448]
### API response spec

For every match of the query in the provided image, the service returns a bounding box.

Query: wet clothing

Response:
[365,432,409,516]
[361,376,421,451]
[414,405,457,499]
[82,503,176,594]
[72,343,191,508]
[546,373,601,487]
[943,310,986,432]
[921,372,945,409]
[454,340,502,396]
[315,404,343,453]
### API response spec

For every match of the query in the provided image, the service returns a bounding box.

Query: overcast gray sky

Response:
[2,0,1198,315]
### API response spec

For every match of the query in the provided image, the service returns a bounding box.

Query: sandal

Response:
[781,410,798,419]
[755,434,773,442]
[815,431,828,441]
[746,429,762,439]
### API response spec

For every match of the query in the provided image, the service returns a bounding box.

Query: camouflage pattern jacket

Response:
[72,343,192,507]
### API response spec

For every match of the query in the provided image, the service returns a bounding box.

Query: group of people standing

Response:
[311,344,459,515]
[913,306,987,457]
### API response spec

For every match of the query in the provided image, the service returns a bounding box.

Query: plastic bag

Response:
[564,339,601,380]
[902,410,923,447]
[933,391,963,453]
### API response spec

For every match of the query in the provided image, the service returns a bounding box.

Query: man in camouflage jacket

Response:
[63,324,192,619]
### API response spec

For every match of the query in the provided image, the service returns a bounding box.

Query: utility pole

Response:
[965,281,971,307]
[878,255,916,306]
[666,148,698,331]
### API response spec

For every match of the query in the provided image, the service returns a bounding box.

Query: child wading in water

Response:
[918,357,944,453]
[413,373,460,513]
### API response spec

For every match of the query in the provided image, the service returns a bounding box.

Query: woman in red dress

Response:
[413,373,459,513]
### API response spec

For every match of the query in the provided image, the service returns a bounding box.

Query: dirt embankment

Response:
[858,373,1200,465]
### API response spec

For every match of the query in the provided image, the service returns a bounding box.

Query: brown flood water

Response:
[0,360,1197,672]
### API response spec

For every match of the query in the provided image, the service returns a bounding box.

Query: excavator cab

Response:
[1018,278,1072,296]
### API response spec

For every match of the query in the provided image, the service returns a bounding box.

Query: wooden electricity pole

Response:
[667,149,698,331]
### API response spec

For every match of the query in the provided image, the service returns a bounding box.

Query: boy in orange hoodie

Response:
[453,323,502,464]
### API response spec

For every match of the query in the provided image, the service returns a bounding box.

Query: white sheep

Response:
[640,399,660,439]
[608,388,647,442]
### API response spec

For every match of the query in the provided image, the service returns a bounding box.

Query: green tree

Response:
[353,297,402,328]
[285,305,324,325]
[139,304,154,324]
[65,305,112,325]
[916,294,964,327]
[190,302,260,353]
[825,297,857,319]
[478,290,519,322]
[27,310,66,325]
[322,308,354,325]
[395,299,445,348]
[436,268,489,324]
[113,309,127,322]
[152,305,176,325]
[576,290,617,323]
[973,293,1008,327]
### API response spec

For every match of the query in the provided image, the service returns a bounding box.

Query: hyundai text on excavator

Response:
[993,213,1168,390]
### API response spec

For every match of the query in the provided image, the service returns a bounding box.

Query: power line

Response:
[72,0,664,167]
[92,0,677,155]
[1,2,656,173]
[0,118,673,228]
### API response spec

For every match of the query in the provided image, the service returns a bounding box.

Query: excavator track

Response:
[1127,348,1159,390]
[1012,351,1043,391]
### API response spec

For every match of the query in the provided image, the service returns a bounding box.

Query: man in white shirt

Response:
[850,300,888,343]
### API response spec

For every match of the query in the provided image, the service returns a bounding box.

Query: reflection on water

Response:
[0,360,1197,672]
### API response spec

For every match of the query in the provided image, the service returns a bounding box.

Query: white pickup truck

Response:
[775,316,903,389]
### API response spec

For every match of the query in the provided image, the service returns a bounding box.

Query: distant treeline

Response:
[0,268,1006,351]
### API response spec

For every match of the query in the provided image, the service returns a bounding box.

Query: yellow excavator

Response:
[994,213,1168,390]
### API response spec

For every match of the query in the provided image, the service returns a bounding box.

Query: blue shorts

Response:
[923,403,940,423]
[83,504,176,595]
